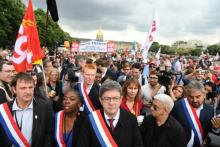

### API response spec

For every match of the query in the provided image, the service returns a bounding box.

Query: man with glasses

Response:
[0,60,15,104]
[77,80,143,147]
[140,94,186,147]
[142,70,166,104]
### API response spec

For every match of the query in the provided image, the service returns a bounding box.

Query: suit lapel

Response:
[32,99,40,143]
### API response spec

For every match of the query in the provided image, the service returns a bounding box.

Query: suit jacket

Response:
[104,68,117,81]
[75,83,102,113]
[88,83,102,110]
[0,98,54,147]
[171,99,214,146]
[77,108,144,147]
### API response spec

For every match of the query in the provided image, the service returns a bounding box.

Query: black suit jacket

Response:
[104,68,117,81]
[88,83,102,110]
[77,109,144,147]
[75,83,102,114]
[0,98,55,147]
[171,99,214,146]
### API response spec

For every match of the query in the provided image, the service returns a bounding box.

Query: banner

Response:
[142,11,159,60]
[71,42,79,52]
[79,41,107,52]
[12,0,44,72]
[107,41,116,53]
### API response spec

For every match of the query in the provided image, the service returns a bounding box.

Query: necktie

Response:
[108,119,115,132]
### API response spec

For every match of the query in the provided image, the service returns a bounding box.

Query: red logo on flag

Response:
[12,0,44,72]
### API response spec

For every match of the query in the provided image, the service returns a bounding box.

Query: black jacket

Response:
[77,109,144,147]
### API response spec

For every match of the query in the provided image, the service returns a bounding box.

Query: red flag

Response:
[12,0,44,72]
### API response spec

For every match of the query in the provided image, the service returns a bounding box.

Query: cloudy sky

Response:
[23,0,220,46]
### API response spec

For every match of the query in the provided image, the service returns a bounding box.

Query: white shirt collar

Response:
[104,109,120,120]
[12,98,33,111]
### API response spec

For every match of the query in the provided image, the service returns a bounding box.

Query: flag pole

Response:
[40,63,48,97]
[44,7,49,47]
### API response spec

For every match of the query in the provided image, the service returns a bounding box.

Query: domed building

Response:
[96,27,103,41]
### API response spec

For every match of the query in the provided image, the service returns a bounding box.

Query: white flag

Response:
[155,47,161,60]
[142,11,160,60]
[214,52,219,61]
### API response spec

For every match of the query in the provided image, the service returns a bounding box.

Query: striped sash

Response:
[78,83,96,113]
[181,98,204,146]
[89,110,118,147]
[0,103,30,147]
[54,110,66,147]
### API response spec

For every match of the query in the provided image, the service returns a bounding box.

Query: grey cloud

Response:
[24,0,220,44]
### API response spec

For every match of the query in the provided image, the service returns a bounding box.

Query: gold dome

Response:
[96,27,103,41]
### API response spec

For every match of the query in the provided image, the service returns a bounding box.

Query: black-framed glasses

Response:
[149,77,158,80]
[101,97,121,102]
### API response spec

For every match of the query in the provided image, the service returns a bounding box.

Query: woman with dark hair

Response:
[169,85,185,101]
[120,78,143,116]
[54,89,86,147]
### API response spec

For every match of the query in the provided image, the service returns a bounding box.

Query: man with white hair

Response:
[140,93,186,147]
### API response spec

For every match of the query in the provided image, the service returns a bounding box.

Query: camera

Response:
[157,70,180,87]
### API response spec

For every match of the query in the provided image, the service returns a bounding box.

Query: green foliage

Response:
[0,0,25,48]
[0,0,73,49]
[206,45,220,55]
[149,42,160,52]
[34,8,67,48]
[189,48,202,56]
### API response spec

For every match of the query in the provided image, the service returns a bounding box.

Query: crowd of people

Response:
[0,49,220,147]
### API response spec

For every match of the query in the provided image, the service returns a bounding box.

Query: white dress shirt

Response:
[12,99,33,145]
[104,109,120,128]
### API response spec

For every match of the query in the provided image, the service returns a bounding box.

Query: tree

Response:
[206,44,220,55]
[0,0,25,48]
[34,8,68,48]
[149,42,160,53]
[189,48,202,56]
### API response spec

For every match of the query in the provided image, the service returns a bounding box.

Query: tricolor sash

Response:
[181,98,204,146]
[89,110,118,147]
[0,103,30,147]
[54,110,66,147]
[78,83,96,113]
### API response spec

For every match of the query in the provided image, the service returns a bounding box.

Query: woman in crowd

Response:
[54,89,86,147]
[168,85,185,101]
[120,78,143,116]
[47,68,62,101]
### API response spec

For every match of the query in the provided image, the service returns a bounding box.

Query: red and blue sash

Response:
[78,83,96,113]
[88,110,118,147]
[181,98,204,146]
[0,103,30,147]
[54,110,66,147]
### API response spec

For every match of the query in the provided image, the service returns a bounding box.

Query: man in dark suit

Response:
[0,60,15,104]
[77,63,101,114]
[95,58,117,81]
[171,81,214,147]
[77,80,143,147]
[0,73,54,147]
